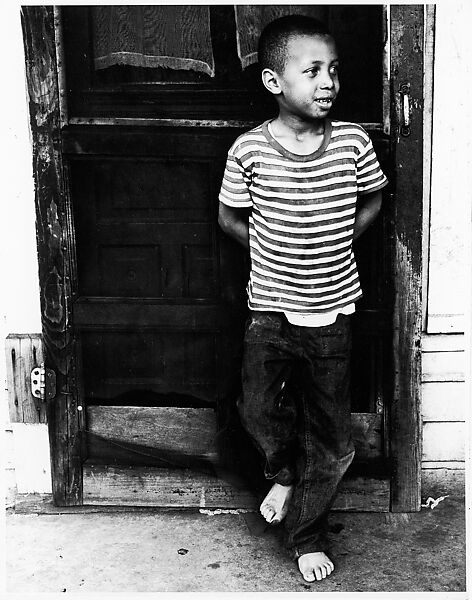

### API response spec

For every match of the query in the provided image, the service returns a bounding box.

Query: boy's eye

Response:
[306,65,339,77]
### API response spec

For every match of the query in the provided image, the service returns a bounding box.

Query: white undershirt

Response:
[284,303,355,327]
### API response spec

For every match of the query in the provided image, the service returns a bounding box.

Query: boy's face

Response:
[271,34,340,121]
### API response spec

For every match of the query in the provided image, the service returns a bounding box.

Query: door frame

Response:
[21,5,424,510]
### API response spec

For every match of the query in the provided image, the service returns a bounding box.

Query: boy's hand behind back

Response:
[218,201,250,250]
[353,189,382,241]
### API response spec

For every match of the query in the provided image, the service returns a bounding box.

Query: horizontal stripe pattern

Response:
[219,119,388,313]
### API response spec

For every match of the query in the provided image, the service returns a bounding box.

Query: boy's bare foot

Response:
[298,552,334,582]
[260,482,294,524]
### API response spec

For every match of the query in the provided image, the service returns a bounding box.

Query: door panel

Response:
[68,129,248,408]
[72,159,217,299]
[81,331,219,404]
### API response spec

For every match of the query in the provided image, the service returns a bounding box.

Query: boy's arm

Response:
[218,201,250,250]
[353,189,383,241]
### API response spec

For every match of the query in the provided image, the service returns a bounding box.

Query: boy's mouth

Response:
[314,97,334,108]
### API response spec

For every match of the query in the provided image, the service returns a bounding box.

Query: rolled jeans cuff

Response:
[290,537,331,561]
[265,464,295,486]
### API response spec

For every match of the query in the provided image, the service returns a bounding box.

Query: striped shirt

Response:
[219,119,388,315]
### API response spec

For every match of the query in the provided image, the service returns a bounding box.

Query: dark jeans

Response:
[238,311,355,559]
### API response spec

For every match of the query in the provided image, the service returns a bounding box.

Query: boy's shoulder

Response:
[228,121,268,155]
[330,119,371,143]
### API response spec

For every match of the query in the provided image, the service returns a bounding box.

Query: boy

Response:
[218,15,387,583]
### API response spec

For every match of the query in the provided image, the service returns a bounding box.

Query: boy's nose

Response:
[319,73,335,89]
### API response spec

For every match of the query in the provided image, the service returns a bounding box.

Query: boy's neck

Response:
[269,114,327,155]
[272,113,326,139]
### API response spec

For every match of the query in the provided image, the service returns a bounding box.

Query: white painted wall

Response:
[420,2,471,495]
[1,5,41,336]
[427,2,472,333]
[1,4,47,501]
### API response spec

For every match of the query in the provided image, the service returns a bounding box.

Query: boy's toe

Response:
[303,569,316,582]
[260,505,275,523]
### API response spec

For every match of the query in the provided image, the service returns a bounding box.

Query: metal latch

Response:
[400,83,411,137]
[31,363,56,401]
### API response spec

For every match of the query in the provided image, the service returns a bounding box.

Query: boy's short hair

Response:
[258,14,331,74]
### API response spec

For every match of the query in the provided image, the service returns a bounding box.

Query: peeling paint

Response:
[28,24,58,127]
[46,200,62,251]
[199,508,255,516]
[421,495,449,509]
[43,266,64,325]
[37,144,52,164]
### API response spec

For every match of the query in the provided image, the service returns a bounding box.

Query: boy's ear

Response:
[261,68,282,95]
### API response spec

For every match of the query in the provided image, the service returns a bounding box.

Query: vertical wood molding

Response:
[389,6,424,512]
[422,5,435,331]
[21,6,82,505]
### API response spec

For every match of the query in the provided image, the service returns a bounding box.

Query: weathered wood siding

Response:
[421,334,466,496]
[5,334,45,423]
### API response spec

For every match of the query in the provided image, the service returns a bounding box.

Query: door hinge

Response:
[31,363,57,401]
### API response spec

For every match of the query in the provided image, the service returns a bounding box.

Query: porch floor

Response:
[3,493,467,594]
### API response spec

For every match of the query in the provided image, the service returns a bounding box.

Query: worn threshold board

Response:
[81,462,390,512]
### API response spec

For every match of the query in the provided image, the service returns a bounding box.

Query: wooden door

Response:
[22,5,423,510]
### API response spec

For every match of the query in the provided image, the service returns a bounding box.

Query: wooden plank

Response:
[67,117,384,130]
[62,126,240,157]
[21,6,82,505]
[53,7,68,127]
[5,336,21,423]
[389,5,424,512]
[421,382,466,422]
[70,117,259,128]
[332,476,390,512]
[422,422,466,462]
[5,334,46,423]
[422,351,465,383]
[427,314,465,334]
[382,5,390,134]
[422,461,465,470]
[12,493,230,515]
[421,468,465,498]
[82,463,390,512]
[421,4,435,330]
[86,407,218,463]
[73,301,230,329]
[86,407,383,464]
[421,333,464,353]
